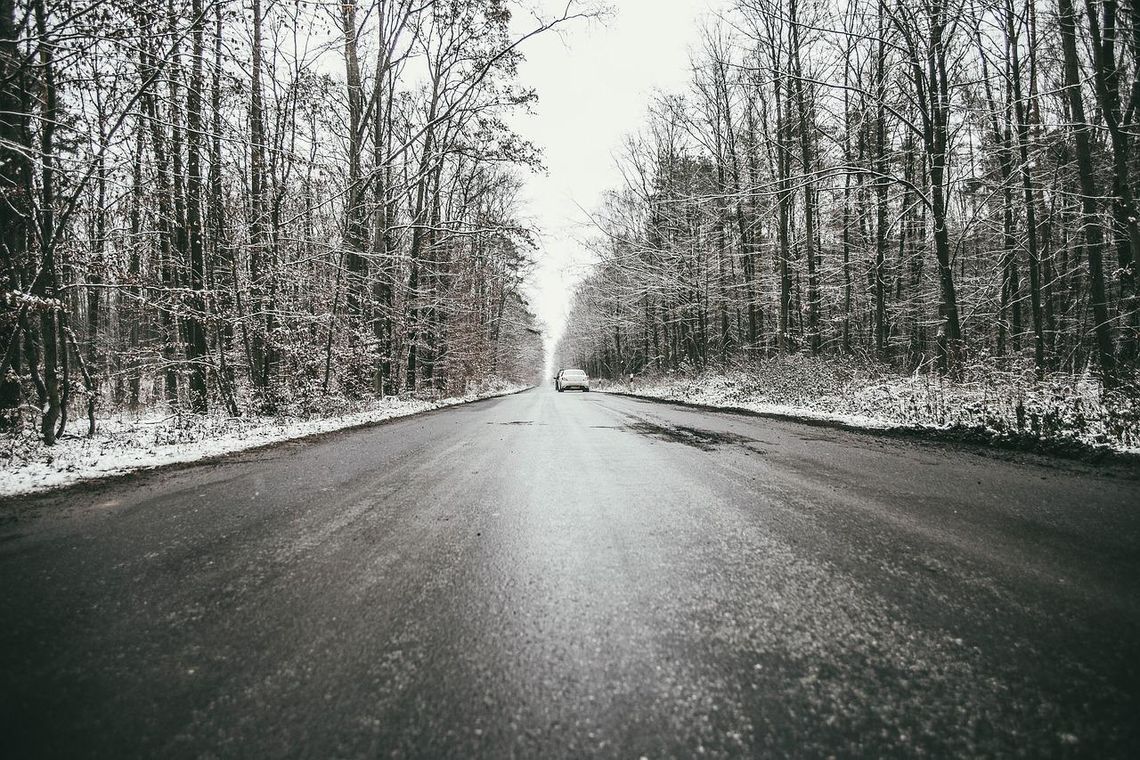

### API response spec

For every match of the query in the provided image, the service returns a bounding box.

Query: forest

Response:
[556,0,1140,403]
[1,0,571,446]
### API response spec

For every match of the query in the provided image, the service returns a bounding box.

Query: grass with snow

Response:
[1,379,527,498]
[602,356,1140,456]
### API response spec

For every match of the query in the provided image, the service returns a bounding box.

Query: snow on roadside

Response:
[599,367,1140,456]
[607,374,897,430]
[1,381,528,498]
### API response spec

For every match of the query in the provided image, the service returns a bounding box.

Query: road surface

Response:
[1,387,1138,758]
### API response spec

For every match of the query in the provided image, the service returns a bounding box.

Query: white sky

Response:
[508,0,731,354]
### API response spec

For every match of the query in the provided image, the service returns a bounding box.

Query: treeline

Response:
[1,0,574,445]
[557,0,1140,389]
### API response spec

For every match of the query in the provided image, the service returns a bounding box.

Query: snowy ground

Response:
[599,359,1140,456]
[0,381,528,498]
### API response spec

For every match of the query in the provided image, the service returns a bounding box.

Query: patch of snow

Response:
[607,378,898,430]
[0,382,528,499]
[601,365,1140,455]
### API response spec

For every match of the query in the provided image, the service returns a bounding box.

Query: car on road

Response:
[557,368,590,392]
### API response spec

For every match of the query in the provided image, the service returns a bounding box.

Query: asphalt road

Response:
[1,387,1138,758]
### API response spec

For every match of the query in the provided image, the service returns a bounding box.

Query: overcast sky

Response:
[509,0,731,355]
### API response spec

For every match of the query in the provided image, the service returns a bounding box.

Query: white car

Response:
[557,369,590,392]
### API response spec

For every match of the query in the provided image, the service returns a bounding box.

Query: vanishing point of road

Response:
[1,387,1138,758]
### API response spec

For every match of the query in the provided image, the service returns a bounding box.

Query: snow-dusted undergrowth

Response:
[0,379,527,498]
[601,356,1140,455]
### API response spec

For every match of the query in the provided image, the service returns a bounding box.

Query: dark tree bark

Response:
[0,0,29,431]
[775,77,794,353]
[1059,0,1118,384]
[248,0,270,392]
[1084,0,1140,365]
[790,0,820,354]
[873,11,889,357]
[185,0,209,412]
[34,0,61,444]
[1006,0,1045,372]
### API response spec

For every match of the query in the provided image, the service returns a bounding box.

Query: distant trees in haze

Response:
[557,0,1140,390]
[1,0,580,444]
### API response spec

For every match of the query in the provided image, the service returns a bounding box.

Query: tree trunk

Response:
[1006,0,1045,372]
[1059,0,1117,383]
[1084,0,1140,365]
[34,0,61,444]
[248,0,269,392]
[0,0,29,431]
[185,0,209,412]
[873,21,889,358]
[790,0,820,354]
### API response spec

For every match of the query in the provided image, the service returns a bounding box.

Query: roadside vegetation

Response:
[556,0,1140,450]
[599,356,1140,454]
[1,0,587,451]
[0,378,526,497]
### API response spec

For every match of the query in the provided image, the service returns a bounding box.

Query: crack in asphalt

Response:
[625,420,758,451]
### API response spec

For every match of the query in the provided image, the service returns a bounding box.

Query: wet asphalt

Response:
[1,386,1138,758]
